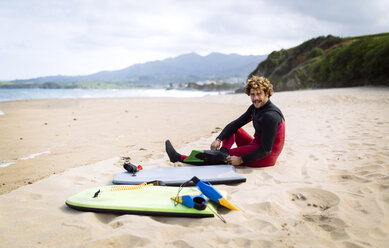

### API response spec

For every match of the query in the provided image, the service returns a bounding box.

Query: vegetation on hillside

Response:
[250,33,389,91]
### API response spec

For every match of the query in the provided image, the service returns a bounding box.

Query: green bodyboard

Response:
[66,185,224,218]
[183,150,205,163]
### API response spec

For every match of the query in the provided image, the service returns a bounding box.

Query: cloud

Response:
[0,0,388,80]
[267,0,389,35]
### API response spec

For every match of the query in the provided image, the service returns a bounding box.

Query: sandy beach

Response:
[0,87,388,248]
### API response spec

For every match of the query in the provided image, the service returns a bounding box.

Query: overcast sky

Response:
[1,0,388,80]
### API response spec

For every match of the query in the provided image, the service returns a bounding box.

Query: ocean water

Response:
[0,88,229,103]
[0,150,51,168]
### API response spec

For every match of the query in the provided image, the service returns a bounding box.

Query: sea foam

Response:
[0,150,51,168]
[0,88,230,102]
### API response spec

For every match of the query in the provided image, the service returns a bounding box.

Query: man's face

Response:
[250,88,268,108]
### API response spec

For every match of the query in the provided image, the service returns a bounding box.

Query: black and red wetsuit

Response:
[217,100,285,167]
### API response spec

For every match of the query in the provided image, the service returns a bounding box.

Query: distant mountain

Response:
[249,32,389,91]
[82,52,266,83]
[2,52,267,88]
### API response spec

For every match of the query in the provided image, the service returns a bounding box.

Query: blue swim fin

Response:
[171,193,207,210]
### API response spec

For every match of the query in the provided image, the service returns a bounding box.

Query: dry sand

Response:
[0,87,388,248]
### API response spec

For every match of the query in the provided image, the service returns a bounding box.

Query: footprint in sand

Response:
[290,188,349,240]
[84,233,151,247]
[330,171,372,184]
[290,188,340,211]
[309,154,319,161]
[303,214,349,240]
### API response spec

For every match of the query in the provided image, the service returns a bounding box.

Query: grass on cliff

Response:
[251,33,389,91]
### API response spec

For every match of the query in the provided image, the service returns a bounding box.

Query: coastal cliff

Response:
[249,33,389,91]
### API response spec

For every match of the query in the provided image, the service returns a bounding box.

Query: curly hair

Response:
[244,76,274,97]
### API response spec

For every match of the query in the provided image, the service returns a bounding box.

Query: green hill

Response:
[249,33,389,91]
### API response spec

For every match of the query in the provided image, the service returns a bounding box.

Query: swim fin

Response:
[183,150,228,165]
[191,176,241,211]
[171,194,207,210]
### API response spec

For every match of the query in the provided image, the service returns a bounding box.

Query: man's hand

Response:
[226,156,243,166]
[210,139,221,150]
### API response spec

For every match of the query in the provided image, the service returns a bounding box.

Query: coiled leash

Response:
[93,182,149,198]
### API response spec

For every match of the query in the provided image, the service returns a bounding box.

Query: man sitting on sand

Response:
[166,76,285,167]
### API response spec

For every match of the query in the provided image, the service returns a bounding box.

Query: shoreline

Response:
[0,88,230,103]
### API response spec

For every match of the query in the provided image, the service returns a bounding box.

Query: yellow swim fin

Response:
[218,197,241,211]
